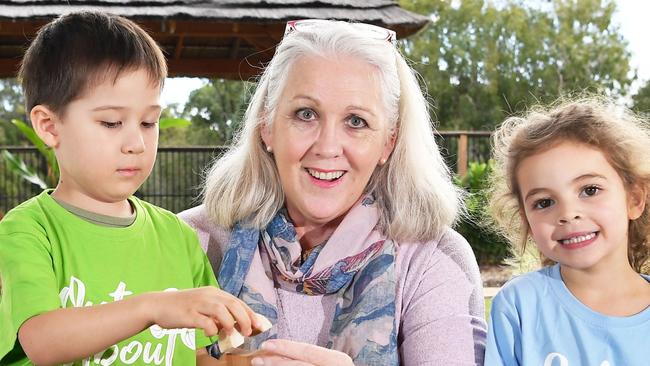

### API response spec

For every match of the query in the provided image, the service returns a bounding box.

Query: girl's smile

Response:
[554,231,599,249]
[516,140,645,273]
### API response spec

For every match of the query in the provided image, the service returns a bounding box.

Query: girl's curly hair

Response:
[489,97,650,273]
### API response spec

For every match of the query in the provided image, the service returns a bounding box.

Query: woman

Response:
[180,19,486,365]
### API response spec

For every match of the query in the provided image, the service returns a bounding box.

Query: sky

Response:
[615,0,649,86]
[160,0,650,108]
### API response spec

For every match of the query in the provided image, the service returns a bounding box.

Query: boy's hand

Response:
[147,286,260,337]
[218,312,273,353]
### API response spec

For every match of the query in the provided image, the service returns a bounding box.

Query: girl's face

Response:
[516,141,645,273]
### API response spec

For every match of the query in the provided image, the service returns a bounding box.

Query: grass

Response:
[484,297,492,320]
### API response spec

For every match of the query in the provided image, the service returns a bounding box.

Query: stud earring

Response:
[379,158,387,165]
[266,145,272,153]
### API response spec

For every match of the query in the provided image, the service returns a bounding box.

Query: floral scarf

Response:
[209,195,398,365]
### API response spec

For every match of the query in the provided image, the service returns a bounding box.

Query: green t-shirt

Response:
[0,191,218,365]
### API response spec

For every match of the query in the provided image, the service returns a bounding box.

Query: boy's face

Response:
[50,68,161,211]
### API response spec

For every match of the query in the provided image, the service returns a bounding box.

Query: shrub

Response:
[454,161,509,265]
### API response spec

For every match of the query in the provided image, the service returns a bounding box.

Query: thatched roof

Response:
[0,0,429,78]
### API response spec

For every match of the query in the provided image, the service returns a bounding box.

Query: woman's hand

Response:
[250,339,354,366]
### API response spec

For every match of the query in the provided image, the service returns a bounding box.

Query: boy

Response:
[0,12,258,365]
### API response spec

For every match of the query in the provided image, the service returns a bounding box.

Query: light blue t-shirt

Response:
[485,264,650,366]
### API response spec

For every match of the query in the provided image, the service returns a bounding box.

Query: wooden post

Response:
[457,133,468,177]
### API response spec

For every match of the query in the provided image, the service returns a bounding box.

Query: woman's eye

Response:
[533,198,553,210]
[581,186,600,197]
[296,108,316,121]
[101,121,121,128]
[347,115,367,129]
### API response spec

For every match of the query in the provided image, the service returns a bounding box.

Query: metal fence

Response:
[0,131,492,215]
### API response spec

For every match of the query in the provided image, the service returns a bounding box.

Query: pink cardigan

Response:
[179,205,486,365]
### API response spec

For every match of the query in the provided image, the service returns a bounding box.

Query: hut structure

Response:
[0,0,429,79]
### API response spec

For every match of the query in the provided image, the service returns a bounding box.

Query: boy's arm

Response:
[19,292,153,366]
[183,219,222,349]
[19,287,259,366]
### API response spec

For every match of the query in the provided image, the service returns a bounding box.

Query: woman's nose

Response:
[311,121,342,158]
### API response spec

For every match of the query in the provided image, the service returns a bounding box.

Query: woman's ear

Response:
[30,105,60,148]
[260,120,273,152]
[258,108,274,149]
[380,127,397,164]
[627,183,646,221]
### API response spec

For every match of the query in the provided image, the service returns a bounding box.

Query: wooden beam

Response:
[0,18,280,79]
[173,34,185,60]
[0,57,269,79]
[141,20,283,38]
[229,37,240,59]
[241,35,281,53]
[167,58,266,79]
[0,20,48,36]
[0,19,419,40]
[0,58,20,78]
[0,19,284,38]
[457,133,468,177]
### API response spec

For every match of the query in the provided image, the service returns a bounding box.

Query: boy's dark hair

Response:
[19,11,167,113]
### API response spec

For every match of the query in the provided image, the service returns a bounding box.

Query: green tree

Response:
[180,79,251,145]
[400,0,633,130]
[158,103,192,146]
[0,78,27,145]
[632,80,650,115]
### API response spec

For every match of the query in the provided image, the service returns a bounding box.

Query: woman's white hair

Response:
[203,20,462,242]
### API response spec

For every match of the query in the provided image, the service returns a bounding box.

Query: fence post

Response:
[457,133,468,177]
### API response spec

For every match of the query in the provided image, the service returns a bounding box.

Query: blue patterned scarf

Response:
[209,196,398,365]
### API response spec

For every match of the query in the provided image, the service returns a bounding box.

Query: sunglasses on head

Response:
[284,19,398,46]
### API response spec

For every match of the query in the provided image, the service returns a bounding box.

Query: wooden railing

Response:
[436,131,493,177]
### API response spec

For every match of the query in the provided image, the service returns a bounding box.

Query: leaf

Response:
[10,119,59,185]
[11,119,49,157]
[1,150,48,189]
[159,118,192,130]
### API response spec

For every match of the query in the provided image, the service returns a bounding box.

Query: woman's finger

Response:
[251,355,311,366]
[258,339,353,366]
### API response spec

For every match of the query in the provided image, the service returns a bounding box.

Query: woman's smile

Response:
[262,54,395,227]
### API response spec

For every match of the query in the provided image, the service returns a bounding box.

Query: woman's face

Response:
[262,54,396,228]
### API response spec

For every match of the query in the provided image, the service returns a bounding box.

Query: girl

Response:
[485,98,650,365]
